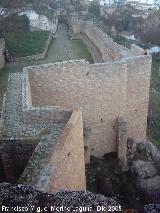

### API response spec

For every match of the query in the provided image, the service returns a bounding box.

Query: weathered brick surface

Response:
[48,111,86,192]
[19,111,86,193]
[125,56,152,141]
[29,111,86,192]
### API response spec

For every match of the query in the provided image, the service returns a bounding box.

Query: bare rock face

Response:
[137,176,160,203]
[0,183,121,213]
[127,140,160,203]
[131,160,157,179]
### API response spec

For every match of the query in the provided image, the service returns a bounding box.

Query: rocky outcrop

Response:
[131,160,157,179]
[137,176,160,202]
[0,183,121,213]
[127,139,160,163]
[127,140,160,203]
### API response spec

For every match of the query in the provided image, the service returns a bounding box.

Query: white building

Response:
[99,0,115,6]
[125,0,160,10]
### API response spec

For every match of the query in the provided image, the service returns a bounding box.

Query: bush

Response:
[0,14,30,36]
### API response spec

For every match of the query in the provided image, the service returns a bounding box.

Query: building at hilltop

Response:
[0,19,152,193]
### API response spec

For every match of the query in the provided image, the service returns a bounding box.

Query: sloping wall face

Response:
[48,111,86,192]
[18,111,85,193]
[28,62,127,158]
[0,39,5,70]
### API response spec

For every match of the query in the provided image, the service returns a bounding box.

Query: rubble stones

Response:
[0,183,121,213]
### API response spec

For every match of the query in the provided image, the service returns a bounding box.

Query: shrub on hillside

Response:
[0,14,30,36]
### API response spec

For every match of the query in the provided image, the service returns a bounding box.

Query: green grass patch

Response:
[147,55,160,149]
[66,39,94,64]
[5,31,50,57]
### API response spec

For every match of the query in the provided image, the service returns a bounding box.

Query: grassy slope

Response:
[5,31,50,57]
[147,55,160,149]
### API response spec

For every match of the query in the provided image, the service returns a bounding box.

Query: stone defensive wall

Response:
[69,19,144,62]
[0,38,5,70]
[0,19,152,191]
[24,54,151,161]
[0,62,86,192]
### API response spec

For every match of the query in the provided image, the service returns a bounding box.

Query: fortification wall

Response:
[19,111,86,193]
[0,38,5,70]
[48,111,86,192]
[22,67,72,125]
[27,52,151,160]
[125,55,152,141]
[28,62,127,158]
[0,67,86,192]
[70,19,129,62]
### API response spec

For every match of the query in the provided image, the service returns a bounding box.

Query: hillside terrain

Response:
[89,3,160,45]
